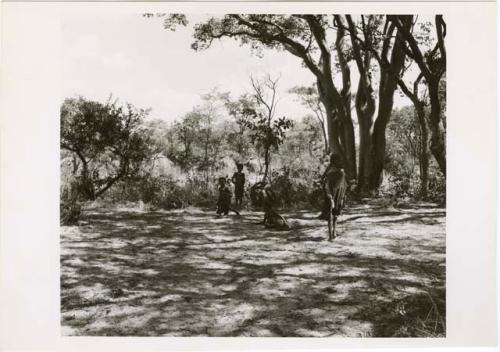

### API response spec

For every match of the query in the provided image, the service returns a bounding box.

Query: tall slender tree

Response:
[397,73,430,198]
[392,15,447,175]
[240,74,293,182]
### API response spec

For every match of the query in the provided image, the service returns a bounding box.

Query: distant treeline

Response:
[60,88,444,224]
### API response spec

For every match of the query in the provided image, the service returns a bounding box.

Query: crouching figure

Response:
[322,154,348,241]
[250,181,290,230]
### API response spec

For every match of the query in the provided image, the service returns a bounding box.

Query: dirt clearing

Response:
[60,202,445,337]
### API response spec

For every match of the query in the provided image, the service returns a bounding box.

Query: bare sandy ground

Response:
[60,201,445,337]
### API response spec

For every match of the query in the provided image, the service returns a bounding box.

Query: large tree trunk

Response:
[338,90,357,183]
[335,15,356,183]
[370,68,404,190]
[355,79,376,194]
[75,152,95,200]
[369,75,398,191]
[319,119,329,156]
[415,103,430,199]
[346,15,379,195]
[322,98,343,157]
[300,15,357,183]
[369,17,410,191]
[81,169,95,200]
[341,114,357,182]
[428,80,447,176]
[320,92,357,182]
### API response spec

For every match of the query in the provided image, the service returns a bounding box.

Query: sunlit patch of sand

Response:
[200,262,233,270]
[280,263,334,277]
[212,302,256,335]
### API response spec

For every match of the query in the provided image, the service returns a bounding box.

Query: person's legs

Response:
[235,193,243,206]
[318,194,329,220]
[222,196,230,215]
[216,198,222,215]
[235,187,243,207]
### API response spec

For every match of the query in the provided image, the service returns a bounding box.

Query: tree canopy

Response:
[61,97,157,200]
[152,14,446,195]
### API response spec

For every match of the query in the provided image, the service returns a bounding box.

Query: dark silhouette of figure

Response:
[322,153,348,240]
[231,163,246,207]
[216,177,232,216]
[216,177,240,216]
[251,181,290,230]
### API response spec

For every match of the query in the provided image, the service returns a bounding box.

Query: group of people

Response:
[215,154,348,226]
[216,163,246,216]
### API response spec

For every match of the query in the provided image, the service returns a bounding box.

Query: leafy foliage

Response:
[191,15,313,56]
[61,97,157,200]
[384,106,445,203]
[240,109,293,155]
[62,16,447,209]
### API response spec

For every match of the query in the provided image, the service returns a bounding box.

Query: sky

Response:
[62,13,413,124]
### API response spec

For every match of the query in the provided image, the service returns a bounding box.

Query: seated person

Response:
[251,181,289,230]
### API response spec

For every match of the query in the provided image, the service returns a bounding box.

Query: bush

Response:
[247,167,323,210]
[104,174,223,210]
[60,181,82,225]
[106,175,185,209]
[427,172,446,204]
[60,199,82,225]
[379,166,446,204]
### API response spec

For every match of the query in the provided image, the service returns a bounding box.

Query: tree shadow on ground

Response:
[61,203,445,337]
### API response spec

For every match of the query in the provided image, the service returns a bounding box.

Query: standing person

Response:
[318,154,346,219]
[231,163,246,207]
[216,177,232,216]
[322,153,348,240]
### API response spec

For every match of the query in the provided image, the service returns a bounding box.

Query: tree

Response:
[392,15,447,176]
[240,74,293,182]
[283,114,324,160]
[196,93,225,188]
[288,85,329,155]
[387,106,422,195]
[60,97,157,200]
[222,93,256,161]
[186,14,358,181]
[341,15,411,193]
[397,73,430,198]
[151,13,444,191]
[169,111,202,171]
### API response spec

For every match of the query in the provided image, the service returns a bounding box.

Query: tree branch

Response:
[391,16,433,79]
[435,15,447,79]
[229,15,324,80]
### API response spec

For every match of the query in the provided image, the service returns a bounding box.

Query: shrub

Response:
[247,167,324,210]
[60,180,82,225]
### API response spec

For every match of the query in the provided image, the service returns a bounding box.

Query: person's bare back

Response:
[322,155,348,240]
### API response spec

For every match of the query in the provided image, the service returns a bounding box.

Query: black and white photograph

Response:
[1,0,498,348]
[59,13,448,337]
